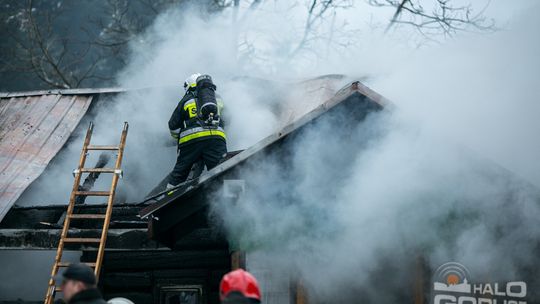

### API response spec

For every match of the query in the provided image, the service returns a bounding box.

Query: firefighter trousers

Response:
[168,138,227,186]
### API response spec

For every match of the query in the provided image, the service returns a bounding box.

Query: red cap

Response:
[220,269,262,301]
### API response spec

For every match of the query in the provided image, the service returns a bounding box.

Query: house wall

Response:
[0,250,81,303]
[88,249,231,304]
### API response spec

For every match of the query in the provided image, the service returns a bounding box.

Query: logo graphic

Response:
[432,262,528,304]
[433,262,471,293]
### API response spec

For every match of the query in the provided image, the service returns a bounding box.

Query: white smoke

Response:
[17,6,287,205]
[17,1,363,205]
[207,1,540,303]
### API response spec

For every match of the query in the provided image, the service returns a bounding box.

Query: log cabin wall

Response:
[82,232,231,304]
[0,203,231,304]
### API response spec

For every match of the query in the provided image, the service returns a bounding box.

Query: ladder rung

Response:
[86,145,119,151]
[74,203,108,207]
[74,191,110,196]
[57,262,96,267]
[63,238,101,243]
[80,168,116,173]
[68,214,106,219]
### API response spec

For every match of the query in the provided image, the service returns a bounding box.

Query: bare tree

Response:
[4,0,113,89]
[232,0,495,70]
[0,0,496,90]
[91,0,187,65]
[1,0,190,90]
[234,0,357,69]
[367,0,495,37]
[289,0,354,59]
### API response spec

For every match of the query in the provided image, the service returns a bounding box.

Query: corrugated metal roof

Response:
[0,87,139,98]
[0,93,93,221]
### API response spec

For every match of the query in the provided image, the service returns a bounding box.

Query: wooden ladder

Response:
[44,121,129,304]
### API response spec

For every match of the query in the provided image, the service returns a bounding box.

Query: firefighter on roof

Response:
[167,73,227,190]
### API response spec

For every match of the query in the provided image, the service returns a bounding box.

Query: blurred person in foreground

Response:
[107,297,134,304]
[220,269,262,304]
[56,263,106,304]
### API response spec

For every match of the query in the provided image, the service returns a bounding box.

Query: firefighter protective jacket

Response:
[168,91,226,146]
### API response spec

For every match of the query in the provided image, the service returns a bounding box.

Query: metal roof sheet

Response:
[0,93,93,221]
[0,87,127,98]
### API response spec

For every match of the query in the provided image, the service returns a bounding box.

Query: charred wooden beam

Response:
[0,227,225,250]
[172,227,228,250]
[0,203,149,229]
[83,249,231,271]
[99,268,229,299]
[76,153,111,204]
[230,251,246,270]
[0,228,159,250]
[101,271,153,289]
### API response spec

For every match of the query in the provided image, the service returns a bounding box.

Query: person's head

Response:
[58,263,97,302]
[220,269,261,304]
[184,73,202,92]
[107,297,135,304]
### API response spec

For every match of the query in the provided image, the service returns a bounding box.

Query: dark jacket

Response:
[68,288,107,304]
[168,92,226,147]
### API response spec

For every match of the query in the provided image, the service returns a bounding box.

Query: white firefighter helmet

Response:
[107,297,135,304]
[183,73,202,92]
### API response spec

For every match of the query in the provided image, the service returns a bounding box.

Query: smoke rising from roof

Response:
[17,6,289,205]
[207,2,539,303]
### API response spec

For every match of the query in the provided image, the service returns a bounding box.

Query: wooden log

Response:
[0,204,148,229]
[294,280,309,304]
[0,228,160,250]
[101,271,152,290]
[0,207,64,228]
[208,292,220,304]
[153,275,207,288]
[209,269,229,290]
[152,268,209,279]
[99,269,230,298]
[173,227,229,250]
[231,251,246,270]
[414,255,430,304]
[83,250,231,271]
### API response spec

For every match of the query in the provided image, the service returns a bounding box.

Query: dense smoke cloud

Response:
[209,2,540,303]
[17,7,287,205]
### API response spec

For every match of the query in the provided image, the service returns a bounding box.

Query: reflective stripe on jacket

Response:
[179,126,226,144]
[168,92,226,146]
